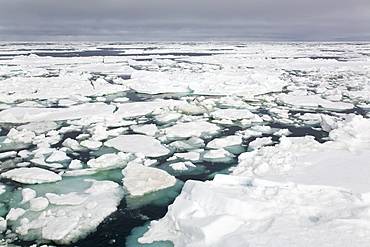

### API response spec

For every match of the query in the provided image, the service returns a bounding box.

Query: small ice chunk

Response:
[274,128,292,136]
[0,217,6,232]
[174,152,201,162]
[130,124,158,136]
[203,148,235,162]
[248,137,273,150]
[29,197,49,212]
[122,162,177,197]
[62,138,85,151]
[46,150,71,163]
[69,160,83,170]
[86,152,131,169]
[0,151,17,159]
[84,179,120,194]
[1,167,62,184]
[80,140,102,150]
[170,161,196,171]
[31,157,64,169]
[165,121,220,140]
[320,114,338,132]
[5,128,35,144]
[170,137,205,150]
[6,208,26,221]
[20,188,37,204]
[206,135,243,149]
[105,135,170,158]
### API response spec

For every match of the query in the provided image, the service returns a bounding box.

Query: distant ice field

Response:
[0,42,370,246]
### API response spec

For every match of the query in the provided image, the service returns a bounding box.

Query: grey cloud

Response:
[1,0,369,41]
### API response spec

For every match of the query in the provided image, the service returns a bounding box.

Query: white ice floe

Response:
[79,139,102,150]
[122,162,177,197]
[9,178,124,244]
[5,128,35,144]
[29,197,49,212]
[247,136,273,150]
[6,208,26,221]
[278,94,354,110]
[174,152,201,162]
[202,148,235,163]
[169,137,205,151]
[1,167,62,184]
[165,121,220,140]
[206,135,243,149]
[20,188,37,204]
[105,135,170,158]
[86,152,132,170]
[45,150,71,163]
[169,161,196,171]
[139,174,370,247]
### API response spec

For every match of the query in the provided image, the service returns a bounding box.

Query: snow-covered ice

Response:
[1,167,62,184]
[105,135,170,158]
[1,41,370,246]
[122,162,177,197]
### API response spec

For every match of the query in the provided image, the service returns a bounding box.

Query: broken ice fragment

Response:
[29,197,49,212]
[105,135,170,158]
[165,121,220,140]
[203,148,235,163]
[206,135,243,149]
[46,150,71,163]
[86,152,131,170]
[1,167,62,184]
[122,162,177,197]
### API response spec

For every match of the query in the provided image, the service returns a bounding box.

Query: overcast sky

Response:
[1,0,370,42]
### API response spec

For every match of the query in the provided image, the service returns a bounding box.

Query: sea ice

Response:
[139,174,370,247]
[105,135,170,158]
[169,137,205,150]
[45,150,71,163]
[7,178,124,244]
[86,152,132,170]
[165,121,220,140]
[1,167,62,184]
[122,162,177,197]
[206,135,243,149]
[202,148,235,163]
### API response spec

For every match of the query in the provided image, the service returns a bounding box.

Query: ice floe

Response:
[1,167,62,184]
[139,174,370,247]
[1,41,370,246]
[105,135,170,158]
[122,162,177,197]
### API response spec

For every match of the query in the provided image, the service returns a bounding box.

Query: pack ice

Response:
[1,42,370,246]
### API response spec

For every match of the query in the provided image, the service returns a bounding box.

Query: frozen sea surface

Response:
[0,41,370,246]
